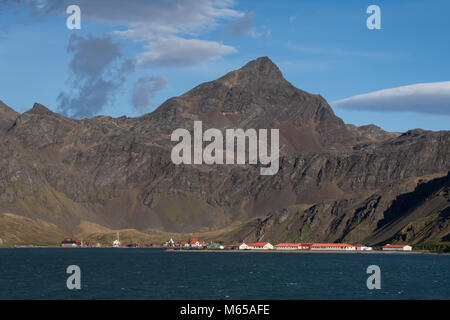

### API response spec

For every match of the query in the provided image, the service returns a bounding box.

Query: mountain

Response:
[0,100,18,133]
[235,172,450,245]
[147,57,398,153]
[0,57,448,246]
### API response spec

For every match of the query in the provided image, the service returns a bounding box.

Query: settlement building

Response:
[112,239,122,248]
[247,242,274,250]
[188,237,208,248]
[112,232,122,248]
[76,240,91,248]
[274,243,311,250]
[310,243,356,251]
[227,243,250,250]
[177,241,189,248]
[61,238,77,248]
[354,244,373,251]
[382,244,412,251]
[165,238,175,247]
[60,238,90,248]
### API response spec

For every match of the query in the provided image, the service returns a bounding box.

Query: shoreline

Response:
[1,247,448,254]
[175,249,448,255]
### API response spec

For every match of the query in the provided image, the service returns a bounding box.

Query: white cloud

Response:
[31,0,243,66]
[334,82,450,115]
[136,36,237,67]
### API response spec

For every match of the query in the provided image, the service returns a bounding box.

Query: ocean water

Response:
[0,248,448,300]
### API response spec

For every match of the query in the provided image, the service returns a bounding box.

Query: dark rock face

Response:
[0,57,448,243]
[239,172,450,245]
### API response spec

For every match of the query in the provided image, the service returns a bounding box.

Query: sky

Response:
[0,0,449,132]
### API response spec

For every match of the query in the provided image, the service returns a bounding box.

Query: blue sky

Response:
[0,0,449,132]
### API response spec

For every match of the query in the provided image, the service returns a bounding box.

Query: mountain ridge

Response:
[0,57,448,246]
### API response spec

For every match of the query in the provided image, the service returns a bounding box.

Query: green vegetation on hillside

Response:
[414,242,450,253]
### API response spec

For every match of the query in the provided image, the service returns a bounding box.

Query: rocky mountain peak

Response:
[0,100,18,133]
[238,56,284,80]
[0,100,18,117]
[149,57,395,153]
[28,103,54,115]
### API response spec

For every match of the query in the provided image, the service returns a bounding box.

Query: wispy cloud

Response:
[20,0,246,117]
[131,76,169,112]
[57,34,135,118]
[334,81,450,116]
[31,0,243,67]
[136,36,237,67]
[226,11,270,39]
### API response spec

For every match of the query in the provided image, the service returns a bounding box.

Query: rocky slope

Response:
[0,57,448,246]
[235,172,450,245]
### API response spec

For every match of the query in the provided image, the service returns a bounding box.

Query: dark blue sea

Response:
[0,248,449,300]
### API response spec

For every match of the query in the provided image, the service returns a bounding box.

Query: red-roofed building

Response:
[60,238,77,248]
[188,237,208,248]
[247,242,274,250]
[274,243,311,250]
[310,243,356,251]
[61,239,90,248]
[188,237,199,245]
[382,244,412,251]
[177,241,188,248]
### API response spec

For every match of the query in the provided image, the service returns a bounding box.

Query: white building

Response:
[382,244,412,251]
[274,243,311,250]
[165,238,175,247]
[112,239,122,248]
[112,232,122,248]
[187,237,208,248]
[247,242,274,250]
[310,243,356,251]
[355,244,373,251]
[227,243,250,250]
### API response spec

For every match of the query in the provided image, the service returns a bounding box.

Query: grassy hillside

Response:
[0,213,70,247]
[0,214,259,247]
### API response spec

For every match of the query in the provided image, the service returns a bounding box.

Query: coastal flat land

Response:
[0,213,257,247]
[1,213,449,253]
